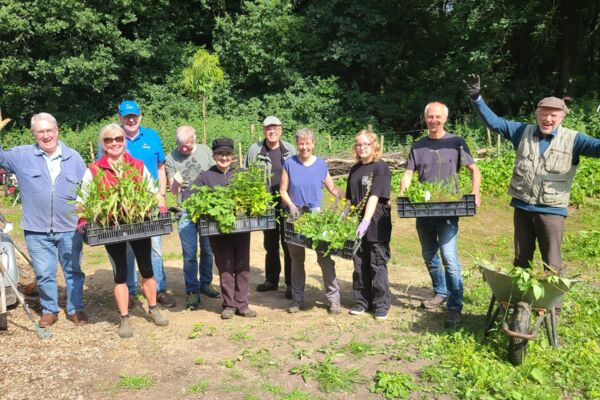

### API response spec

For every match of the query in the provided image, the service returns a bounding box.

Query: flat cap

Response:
[537,97,569,113]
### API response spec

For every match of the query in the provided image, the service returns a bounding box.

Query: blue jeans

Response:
[415,217,463,311]
[108,235,166,294]
[178,212,214,293]
[24,230,84,315]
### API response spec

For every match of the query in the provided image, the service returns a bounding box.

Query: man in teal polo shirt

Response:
[116,100,176,307]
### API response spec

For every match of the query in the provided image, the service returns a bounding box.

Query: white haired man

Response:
[0,113,87,327]
[166,125,219,309]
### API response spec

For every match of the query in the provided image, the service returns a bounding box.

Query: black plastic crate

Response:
[396,194,476,218]
[84,213,173,246]
[283,220,361,260]
[198,209,276,236]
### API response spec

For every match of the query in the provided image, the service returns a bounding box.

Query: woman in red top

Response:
[79,123,168,338]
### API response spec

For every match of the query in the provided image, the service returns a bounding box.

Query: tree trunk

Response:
[202,95,207,145]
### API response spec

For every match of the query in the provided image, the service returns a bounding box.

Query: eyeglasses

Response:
[33,128,57,136]
[355,142,372,148]
[215,153,233,158]
[103,136,125,144]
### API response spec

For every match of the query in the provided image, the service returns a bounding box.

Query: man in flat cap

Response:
[466,74,600,275]
[245,116,296,298]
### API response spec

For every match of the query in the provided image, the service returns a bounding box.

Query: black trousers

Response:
[263,202,292,286]
[210,233,251,310]
[513,208,565,273]
[106,238,153,284]
[352,241,391,312]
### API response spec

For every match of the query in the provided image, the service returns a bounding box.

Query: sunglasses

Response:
[103,136,125,144]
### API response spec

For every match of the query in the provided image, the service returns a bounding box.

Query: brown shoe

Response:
[421,294,447,309]
[157,291,177,308]
[67,311,89,326]
[38,313,58,328]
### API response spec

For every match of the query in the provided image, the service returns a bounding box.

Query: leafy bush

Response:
[182,163,274,233]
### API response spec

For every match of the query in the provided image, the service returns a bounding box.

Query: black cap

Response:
[212,137,234,153]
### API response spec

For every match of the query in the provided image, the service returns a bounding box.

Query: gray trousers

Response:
[513,208,565,273]
[288,243,340,305]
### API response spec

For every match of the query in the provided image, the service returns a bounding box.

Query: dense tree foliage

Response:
[1,0,599,136]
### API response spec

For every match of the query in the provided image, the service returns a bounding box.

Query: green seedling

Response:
[187,380,209,395]
[117,374,154,390]
[371,370,415,399]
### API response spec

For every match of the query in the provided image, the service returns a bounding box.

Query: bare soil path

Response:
[1,198,516,399]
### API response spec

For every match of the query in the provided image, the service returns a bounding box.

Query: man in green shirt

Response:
[166,125,219,309]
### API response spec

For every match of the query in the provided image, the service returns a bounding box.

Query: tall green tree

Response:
[181,49,225,144]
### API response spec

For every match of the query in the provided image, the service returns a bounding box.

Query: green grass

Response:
[117,374,154,390]
[187,380,209,395]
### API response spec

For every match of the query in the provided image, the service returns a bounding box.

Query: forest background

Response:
[1,0,600,157]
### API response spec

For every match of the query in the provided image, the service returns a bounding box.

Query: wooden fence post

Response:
[380,135,384,152]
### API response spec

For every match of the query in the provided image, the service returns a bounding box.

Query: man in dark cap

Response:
[467,74,600,274]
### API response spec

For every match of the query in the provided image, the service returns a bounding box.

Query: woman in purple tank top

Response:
[279,128,345,314]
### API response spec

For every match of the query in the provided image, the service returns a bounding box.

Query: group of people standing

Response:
[2,76,600,337]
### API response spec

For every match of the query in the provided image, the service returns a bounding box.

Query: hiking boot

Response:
[157,291,176,308]
[374,310,388,321]
[421,294,447,309]
[236,308,257,318]
[148,307,169,326]
[119,316,133,338]
[285,285,292,300]
[328,303,342,315]
[257,281,278,292]
[186,292,201,310]
[221,308,235,320]
[349,305,366,316]
[200,284,220,298]
[38,313,58,328]
[444,309,462,328]
[287,302,303,314]
[67,311,89,326]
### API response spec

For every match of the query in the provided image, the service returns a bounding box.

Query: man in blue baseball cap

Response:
[109,99,176,308]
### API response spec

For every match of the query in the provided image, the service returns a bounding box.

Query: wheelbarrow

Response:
[478,262,578,366]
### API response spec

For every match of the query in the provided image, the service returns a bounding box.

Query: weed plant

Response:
[117,374,154,390]
[183,162,274,233]
[76,162,158,226]
[289,354,365,393]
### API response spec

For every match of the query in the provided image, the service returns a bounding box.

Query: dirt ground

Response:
[0,202,510,399]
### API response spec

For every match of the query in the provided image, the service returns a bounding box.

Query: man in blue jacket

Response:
[467,74,600,273]
[0,113,87,327]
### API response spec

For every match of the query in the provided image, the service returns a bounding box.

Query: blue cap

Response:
[118,100,141,116]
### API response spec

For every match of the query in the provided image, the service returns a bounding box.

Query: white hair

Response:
[175,125,197,144]
[424,102,449,119]
[30,112,58,133]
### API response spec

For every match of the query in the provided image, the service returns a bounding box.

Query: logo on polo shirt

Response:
[142,143,152,149]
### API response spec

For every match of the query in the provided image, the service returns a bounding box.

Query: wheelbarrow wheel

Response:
[508,302,531,366]
[0,313,7,331]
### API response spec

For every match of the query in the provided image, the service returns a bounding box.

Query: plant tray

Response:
[396,194,476,218]
[198,209,276,236]
[84,213,173,246]
[283,220,360,260]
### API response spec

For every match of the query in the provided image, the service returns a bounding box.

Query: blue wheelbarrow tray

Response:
[478,262,578,310]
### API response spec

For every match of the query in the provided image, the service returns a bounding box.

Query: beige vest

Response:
[507,125,578,207]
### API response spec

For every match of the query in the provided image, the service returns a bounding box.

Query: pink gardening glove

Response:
[356,219,370,239]
[159,206,168,214]
[76,218,88,235]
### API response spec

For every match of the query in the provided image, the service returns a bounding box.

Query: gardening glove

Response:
[288,205,300,220]
[159,206,168,215]
[76,218,88,235]
[465,74,481,100]
[356,219,370,239]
